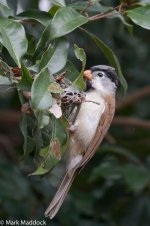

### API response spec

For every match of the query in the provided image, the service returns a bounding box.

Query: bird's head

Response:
[84,65,118,94]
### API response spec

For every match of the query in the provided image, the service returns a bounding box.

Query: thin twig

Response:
[89,4,120,21]
[88,1,135,22]
[89,11,119,21]
[81,0,93,15]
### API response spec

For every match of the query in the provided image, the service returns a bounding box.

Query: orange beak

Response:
[84,70,92,80]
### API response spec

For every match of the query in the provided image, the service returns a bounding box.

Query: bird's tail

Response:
[45,171,75,219]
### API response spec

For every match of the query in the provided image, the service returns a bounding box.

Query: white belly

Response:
[74,91,106,148]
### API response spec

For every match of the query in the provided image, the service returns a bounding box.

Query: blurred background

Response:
[0,0,150,225]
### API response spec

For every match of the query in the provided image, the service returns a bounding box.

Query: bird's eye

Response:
[98,72,105,77]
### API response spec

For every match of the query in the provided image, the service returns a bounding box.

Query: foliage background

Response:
[0,0,150,225]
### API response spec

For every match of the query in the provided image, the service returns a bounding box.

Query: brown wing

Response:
[80,95,116,168]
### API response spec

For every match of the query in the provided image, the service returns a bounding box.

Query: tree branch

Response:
[89,11,119,21]
[88,2,136,22]
[1,111,150,129]
[0,110,21,125]
[116,85,150,111]
[112,116,150,129]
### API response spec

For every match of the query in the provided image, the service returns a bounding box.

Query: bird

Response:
[45,65,118,219]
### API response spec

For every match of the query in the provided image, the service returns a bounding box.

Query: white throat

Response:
[91,76,116,96]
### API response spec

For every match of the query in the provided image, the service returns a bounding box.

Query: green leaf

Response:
[50,6,88,40]
[31,68,53,111]
[139,0,150,5]
[74,44,86,91]
[0,18,28,67]
[40,145,50,158]
[90,160,122,182]
[112,13,133,34]
[51,0,66,6]
[48,82,64,93]
[74,44,86,63]
[70,1,112,14]
[38,42,58,71]
[31,116,69,175]
[20,114,35,158]
[17,9,52,27]
[62,60,79,82]
[34,128,44,152]
[36,112,50,128]
[0,59,13,88]
[17,66,32,92]
[53,117,69,154]
[0,75,11,85]
[26,33,36,56]
[122,164,150,192]
[39,38,69,74]
[43,140,61,169]
[43,117,69,170]
[127,5,150,30]
[0,59,14,79]
[33,22,51,59]
[29,157,50,176]
[30,143,61,176]
[81,28,127,93]
[0,0,13,17]
[49,5,60,17]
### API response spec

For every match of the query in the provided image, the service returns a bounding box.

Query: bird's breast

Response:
[74,91,106,148]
